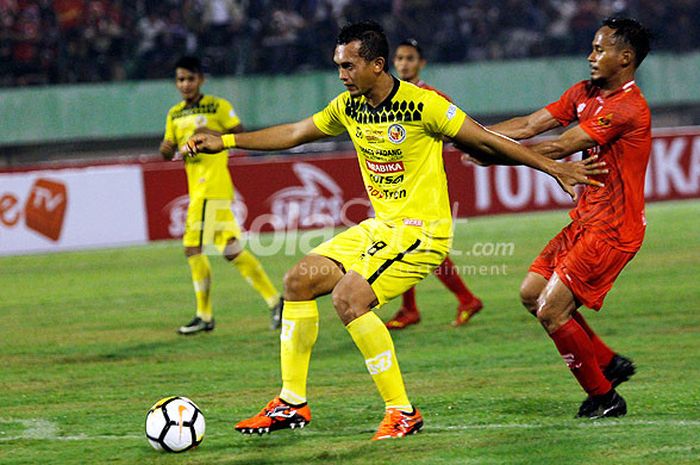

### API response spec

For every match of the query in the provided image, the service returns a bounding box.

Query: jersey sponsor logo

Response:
[387,123,406,144]
[403,218,423,227]
[365,350,393,375]
[365,160,405,174]
[446,104,457,120]
[358,145,403,160]
[369,174,404,185]
[171,102,220,120]
[366,185,407,200]
[363,128,385,143]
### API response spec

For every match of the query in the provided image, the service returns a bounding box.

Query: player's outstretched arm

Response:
[527,125,598,160]
[488,108,560,140]
[193,122,246,137]
[185,117,326,154]
[452,116,607,200]
[457,108,563,165]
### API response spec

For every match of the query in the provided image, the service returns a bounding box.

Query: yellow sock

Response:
[188,254,212,321]
[346,312,412,411]
[232,249,280,307]
[279,300,319,405]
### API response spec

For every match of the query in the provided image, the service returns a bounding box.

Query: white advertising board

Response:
[0,165,148,255]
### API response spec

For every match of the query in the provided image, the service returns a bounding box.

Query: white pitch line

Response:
[427,419,700,432]
[1,418,699,442]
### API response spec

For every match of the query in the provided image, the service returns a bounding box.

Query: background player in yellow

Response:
[186,22,605,439]
[159,56,282,334]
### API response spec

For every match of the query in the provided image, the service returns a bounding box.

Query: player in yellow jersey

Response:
[160,56,283,334]
[186,22,606,439]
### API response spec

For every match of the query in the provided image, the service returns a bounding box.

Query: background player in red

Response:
[467,17,652,418]
[387,39,483,330]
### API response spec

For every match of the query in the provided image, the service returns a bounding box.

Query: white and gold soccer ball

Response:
[145,396,205,453]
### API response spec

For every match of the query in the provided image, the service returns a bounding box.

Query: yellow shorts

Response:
[311,218,451,306]
[183,198,241,252]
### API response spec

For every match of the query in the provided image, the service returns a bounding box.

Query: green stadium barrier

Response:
[1,52,697,146]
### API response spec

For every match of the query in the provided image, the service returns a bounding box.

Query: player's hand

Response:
[159,140,177,160]
[551,155,608,201]
[183,133,224,156]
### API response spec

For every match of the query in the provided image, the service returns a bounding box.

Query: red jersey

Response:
[545,80,651,252]
[416,80,452,102]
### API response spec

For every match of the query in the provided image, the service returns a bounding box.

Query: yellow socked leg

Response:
[279,300,319,405]
[188,254,212,321]
[346,312,412,410]
[232,249,280,308]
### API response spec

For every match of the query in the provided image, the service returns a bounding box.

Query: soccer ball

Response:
[145,396,205,453]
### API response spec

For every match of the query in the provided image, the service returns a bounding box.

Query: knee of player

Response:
[535,301,561,332]
[330,285,350,312]
[224,250,241,261]
[184,247,202,258]
[519,284,540,314]
[283,268,309,298]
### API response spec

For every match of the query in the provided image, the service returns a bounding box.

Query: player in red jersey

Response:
[467,17,652,418]
[386,38,484,330]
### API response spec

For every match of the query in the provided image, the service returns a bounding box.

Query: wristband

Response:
[221,134,237,149]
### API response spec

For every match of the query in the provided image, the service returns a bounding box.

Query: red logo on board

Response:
[24,179,68,241]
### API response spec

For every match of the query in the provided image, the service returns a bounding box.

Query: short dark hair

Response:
[337,20,389,71]
[397,38,423,58]
[174,56,203,74]
[602,17,651,67]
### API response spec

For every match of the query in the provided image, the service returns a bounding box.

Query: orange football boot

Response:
[372,407,424,440]
[234,397,311,435]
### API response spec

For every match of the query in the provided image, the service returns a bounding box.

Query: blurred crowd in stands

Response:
[1,0,698,87]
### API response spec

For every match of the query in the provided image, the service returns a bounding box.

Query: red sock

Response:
[402,287,418,311]
[572,311,615,370]
[434,257,476,305]
[549,319,612,396]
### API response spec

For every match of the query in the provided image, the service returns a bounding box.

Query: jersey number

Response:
[367,241,387,256]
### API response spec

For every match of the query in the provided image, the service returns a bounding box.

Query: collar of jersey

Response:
[183,94,205,109]
[589,80,636,100]
[362,76,401,113]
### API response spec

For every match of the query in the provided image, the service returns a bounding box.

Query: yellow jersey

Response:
[163,94,241,199]
[313,78,466,237]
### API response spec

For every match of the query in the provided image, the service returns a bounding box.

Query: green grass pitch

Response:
[1,200,699,465]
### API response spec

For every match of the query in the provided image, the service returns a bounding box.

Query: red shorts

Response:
[529,222,637,310]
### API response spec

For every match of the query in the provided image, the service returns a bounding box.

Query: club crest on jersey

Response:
[195,115,208,127]
[596,113,613,128]
[387,124,406,144]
